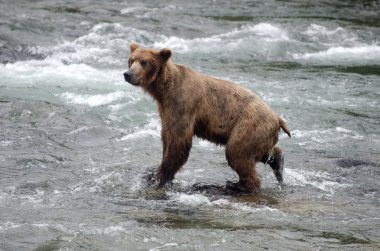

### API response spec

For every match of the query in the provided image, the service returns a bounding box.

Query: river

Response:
[0,0,379,250]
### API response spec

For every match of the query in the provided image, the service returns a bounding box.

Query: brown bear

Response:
[124,43,291,193]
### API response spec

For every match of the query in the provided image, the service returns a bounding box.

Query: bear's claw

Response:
[143,170,158,187]
[226,181,256,193]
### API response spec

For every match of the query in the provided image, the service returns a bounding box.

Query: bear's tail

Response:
[279,117,291,137]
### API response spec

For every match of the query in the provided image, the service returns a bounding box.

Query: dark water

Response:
[1,0,380,250]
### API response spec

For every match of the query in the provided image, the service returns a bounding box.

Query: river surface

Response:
[1,1,380,250]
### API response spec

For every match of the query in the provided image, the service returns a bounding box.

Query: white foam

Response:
[292,127,363,147]
[197,139,217,149]
[121,7,156,19]
[293,45,380,65]
[150,243,179,251]
[92,172,123,191]
[304,24,358,45]
[120,6,154,15]
[51,222,132,236]
[2,21,377,92]
[169,192,284,215]
[170,192,212,206]
[144,236,159,243]
[118,117,161,141]
[120,5,176,18]
[335,127,351,133]
[40,23,162,67]
[119,129,160,141]
[103,225,128,235]
[249,23,290,41]
[212,198,282,214]
[1,57,122,88]
[32,223,49,228]
[0,140,13,146]
[71,171,125,194]
[154,23,290,54]
[0,222,23,231]
[129,173,144,192]
[60,91,132,107]
[286,168,350,193]
[68,126,91,135]
[0,23,163,90]
[259,91,290,104]
[108,103,127,112]
[305,24,346,37]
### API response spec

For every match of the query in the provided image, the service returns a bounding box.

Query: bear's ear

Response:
[159,48,172,62]
[130,43,139,53]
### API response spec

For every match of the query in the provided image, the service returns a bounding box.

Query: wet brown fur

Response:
[127,43,291,193]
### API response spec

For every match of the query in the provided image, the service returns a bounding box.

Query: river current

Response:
[0,1,379,250]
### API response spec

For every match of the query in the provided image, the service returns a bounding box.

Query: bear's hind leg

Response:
[225,146,261,194]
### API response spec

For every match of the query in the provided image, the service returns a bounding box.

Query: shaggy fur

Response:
[124,43,291,193]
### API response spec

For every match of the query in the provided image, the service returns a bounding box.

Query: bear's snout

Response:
[123,71,132,82]
[123,70,138,86]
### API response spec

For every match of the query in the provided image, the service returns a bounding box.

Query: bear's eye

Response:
[128,58,133,68]
[140,60,148,67]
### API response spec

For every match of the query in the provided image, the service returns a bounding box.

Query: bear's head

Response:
[124,43,172,89]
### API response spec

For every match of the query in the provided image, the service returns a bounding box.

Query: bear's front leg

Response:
[156,130,193,187]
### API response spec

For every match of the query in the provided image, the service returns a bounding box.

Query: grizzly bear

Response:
[124,43,291,193]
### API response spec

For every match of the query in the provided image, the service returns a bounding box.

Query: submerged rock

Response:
[336,158,379,168]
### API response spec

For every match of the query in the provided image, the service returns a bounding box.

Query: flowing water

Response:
[1,0,380,250]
